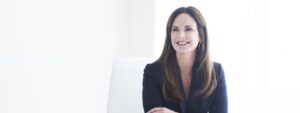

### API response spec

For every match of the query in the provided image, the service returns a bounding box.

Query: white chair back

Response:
[107,58,155,113]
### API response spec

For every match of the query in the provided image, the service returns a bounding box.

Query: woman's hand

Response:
[147,107,178,113]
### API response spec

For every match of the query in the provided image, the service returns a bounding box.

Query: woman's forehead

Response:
[172,13,197,27]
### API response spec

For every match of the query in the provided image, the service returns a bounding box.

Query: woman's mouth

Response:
[177,41,190,46]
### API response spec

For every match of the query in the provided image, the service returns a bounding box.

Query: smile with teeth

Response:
[177,41,190,46]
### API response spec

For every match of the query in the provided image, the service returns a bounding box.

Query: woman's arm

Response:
[209,63,228,113]
[142,64,164,112]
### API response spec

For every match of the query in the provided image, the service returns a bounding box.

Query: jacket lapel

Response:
[178,65,201,113]
[177,73,186,113]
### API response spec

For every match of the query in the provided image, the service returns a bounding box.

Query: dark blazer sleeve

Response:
[142,64,164,113]
[209,63,228,113]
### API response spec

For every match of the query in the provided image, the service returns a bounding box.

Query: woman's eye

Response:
[172,28,179,31]
[185,28,193,31]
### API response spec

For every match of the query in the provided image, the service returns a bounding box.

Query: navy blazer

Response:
[142,61,228,113]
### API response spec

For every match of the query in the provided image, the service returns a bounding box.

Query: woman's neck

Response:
[176,52,196,75]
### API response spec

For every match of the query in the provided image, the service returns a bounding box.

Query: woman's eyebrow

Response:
[184,25,192,28]
[172,25,193,28]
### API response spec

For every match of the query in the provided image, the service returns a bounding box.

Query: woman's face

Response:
[171,13,200,54]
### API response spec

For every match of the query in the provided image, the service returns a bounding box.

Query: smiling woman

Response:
[171,13,200,54]
[142,6,228,113]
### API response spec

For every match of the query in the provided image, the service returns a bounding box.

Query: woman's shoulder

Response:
[213,61,222,69]
[213,61,225,80]
[145,60,161,70]
[143,60,162,78]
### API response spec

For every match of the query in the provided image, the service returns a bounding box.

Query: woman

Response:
[142,6,228,113]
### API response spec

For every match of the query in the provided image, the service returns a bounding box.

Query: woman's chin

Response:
[174,49,196,54]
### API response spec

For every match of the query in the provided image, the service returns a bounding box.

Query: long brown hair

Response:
[158,6,217,101]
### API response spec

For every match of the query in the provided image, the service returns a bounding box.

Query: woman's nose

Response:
[178,31,185,38]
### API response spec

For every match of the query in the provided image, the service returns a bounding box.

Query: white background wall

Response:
[0,0,154,113]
